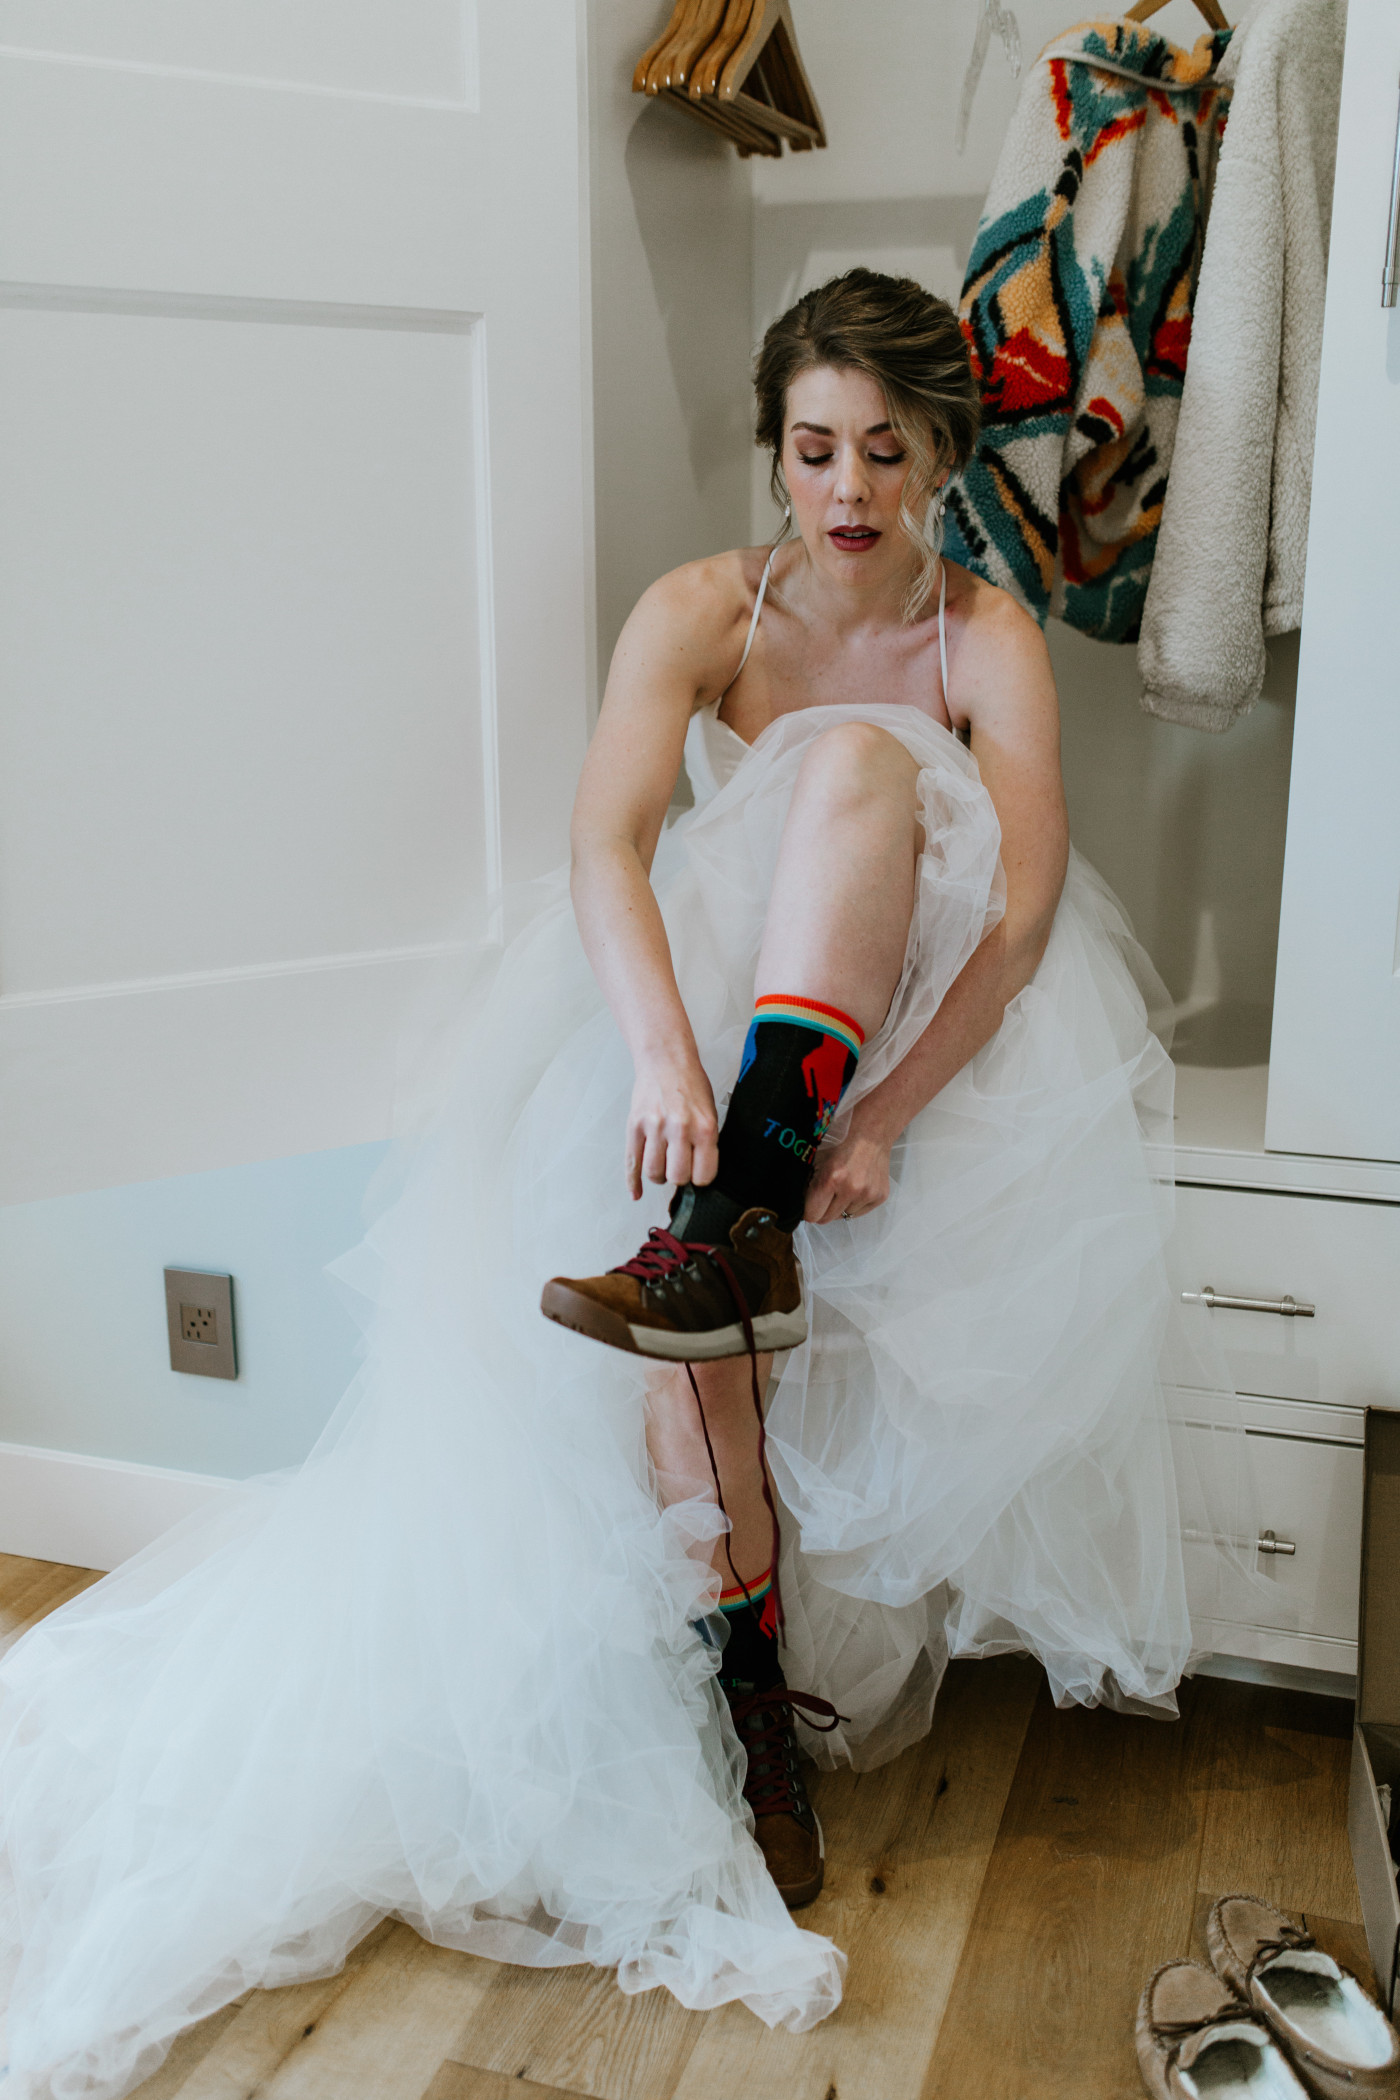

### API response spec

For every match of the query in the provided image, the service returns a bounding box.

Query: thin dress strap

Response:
[722,550,775,697]
[937,559,949,716]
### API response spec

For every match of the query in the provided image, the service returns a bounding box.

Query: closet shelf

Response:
[1154,1065,1400,1202]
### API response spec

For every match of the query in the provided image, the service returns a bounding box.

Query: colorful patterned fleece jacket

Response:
[944,21,1232,644]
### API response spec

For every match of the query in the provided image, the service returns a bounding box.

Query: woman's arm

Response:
[806,596,1069,1223]
[571,559,747,1200]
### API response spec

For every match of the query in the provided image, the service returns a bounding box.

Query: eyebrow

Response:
[790,421,895,437]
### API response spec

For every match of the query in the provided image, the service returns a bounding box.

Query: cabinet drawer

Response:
[1183,1427,1363,1642]
[1169,1185,1400,1409]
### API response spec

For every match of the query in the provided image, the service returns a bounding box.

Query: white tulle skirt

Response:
[0,703,1253,2098]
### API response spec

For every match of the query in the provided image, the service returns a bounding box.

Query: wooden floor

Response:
[1,1555,1369,2100]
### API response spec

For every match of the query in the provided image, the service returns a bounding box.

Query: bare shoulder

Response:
[615,546,772,707]
[944,562,1055,724]
[949,563,1048,662]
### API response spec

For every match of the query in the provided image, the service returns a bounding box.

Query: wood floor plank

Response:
[664,1655,1041,2100]
[132,1919,397,2099]
[237,1924,493,2100]
[1194,1678,1361,1923]
[121,2001,249,2100]
[0,1552,101,1653]
[136,1919,470,2100]
[444,1957,705,2100]
[422,2063,589,2100]
[922,1675,1214,2100]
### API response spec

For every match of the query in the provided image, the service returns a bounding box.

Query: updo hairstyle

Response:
[753,267,979,620]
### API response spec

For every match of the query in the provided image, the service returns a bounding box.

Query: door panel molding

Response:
[0,282,476,333]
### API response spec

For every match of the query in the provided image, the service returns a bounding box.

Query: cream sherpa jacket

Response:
[1137,0,1346,731]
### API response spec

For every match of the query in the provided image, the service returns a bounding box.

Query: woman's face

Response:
[781,364,929,589]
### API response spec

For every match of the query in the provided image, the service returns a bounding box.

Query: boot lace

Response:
[612,1225,785,1630]
[726,1685,841,1817]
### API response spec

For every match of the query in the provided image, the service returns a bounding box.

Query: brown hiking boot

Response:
[540,1208,806,1362]
[724,1681,839,1909]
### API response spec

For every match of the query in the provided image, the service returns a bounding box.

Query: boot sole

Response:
[541,1283,807,1362]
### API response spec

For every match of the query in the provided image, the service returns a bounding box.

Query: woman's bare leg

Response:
[645,1353,775,1589]
[756,719,921,1037]
[648,720,923,1582]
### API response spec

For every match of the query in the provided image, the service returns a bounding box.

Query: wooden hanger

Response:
[715,0,825,153]
[632,3,690,94]
[648,0,729,93]
[691,0,756,101]
[633,0,825,160]
[1125,0,1231,33]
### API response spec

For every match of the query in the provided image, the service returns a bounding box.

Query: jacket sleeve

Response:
[1138,0,1344,732]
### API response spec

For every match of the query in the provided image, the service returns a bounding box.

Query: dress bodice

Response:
[683,701,749,808]
[682,545,953,812]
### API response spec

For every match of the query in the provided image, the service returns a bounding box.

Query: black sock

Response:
[671,995,863,1239]
[715,1566,783,1694]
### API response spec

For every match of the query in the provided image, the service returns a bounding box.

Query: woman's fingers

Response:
[689,1122,720,1189]
[805,1138,892,1222]
[804,1172,843,1224]
[665,1129,694,1191]
[641,1121,671,1187]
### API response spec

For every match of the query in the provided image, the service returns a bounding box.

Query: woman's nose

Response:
[833,445,870,506]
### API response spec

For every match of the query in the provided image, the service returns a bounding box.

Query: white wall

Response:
[0,0,593,1523]
[747,0,1297,1046]
[0,1143,385,1478]
[588,2,754,697]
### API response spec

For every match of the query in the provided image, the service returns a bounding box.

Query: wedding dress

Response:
[0,563,1253,2098]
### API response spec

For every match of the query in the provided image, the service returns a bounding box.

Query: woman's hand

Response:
[804,1121,895,1224]
[626,1053,720,1200]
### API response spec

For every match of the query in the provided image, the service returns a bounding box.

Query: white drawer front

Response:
[1183,1427,1363,1643]
[1169,1185,1400,1409]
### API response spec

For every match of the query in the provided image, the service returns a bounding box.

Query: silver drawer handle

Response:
[1181,1285,1315,1318]
[1258,1530,1297,1557]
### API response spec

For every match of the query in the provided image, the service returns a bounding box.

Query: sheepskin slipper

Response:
[1137,1959,1310,2099]
[1207,1895,1400,2098]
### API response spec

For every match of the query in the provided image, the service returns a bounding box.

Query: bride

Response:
[0,269,1208,2095]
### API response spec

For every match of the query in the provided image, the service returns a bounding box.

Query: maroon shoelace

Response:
[726,1685,841,1817]
[612,1226,785,1634]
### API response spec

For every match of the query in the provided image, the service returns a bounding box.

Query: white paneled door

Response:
[0,2,593,1202]
[1266,0,1400,1163]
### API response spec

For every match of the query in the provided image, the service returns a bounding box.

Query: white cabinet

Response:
[1168,1179,1400,1676]
[1180,1421,1363,1657]
[1168,1186,1400,1413]
[1266,0,1400,1163]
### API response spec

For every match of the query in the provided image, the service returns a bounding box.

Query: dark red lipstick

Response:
[828,526,880,552]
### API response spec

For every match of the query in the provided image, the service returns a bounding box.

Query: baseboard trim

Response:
[0,1440,239,1572]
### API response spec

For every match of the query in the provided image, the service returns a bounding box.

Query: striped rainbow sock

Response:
[719,1565,779,1639]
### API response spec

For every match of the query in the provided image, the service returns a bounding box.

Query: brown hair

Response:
[753,267,979,619]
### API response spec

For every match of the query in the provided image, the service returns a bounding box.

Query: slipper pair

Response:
[1138,1894,1400,2098]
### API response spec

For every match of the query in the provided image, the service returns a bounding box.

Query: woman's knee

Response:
[794,720,919,820]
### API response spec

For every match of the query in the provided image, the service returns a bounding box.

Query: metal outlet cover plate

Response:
[164,1268,237,1381]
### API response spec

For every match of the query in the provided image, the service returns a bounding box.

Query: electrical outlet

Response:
[165,1269,237,1380]
[180,1303,218,1346]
